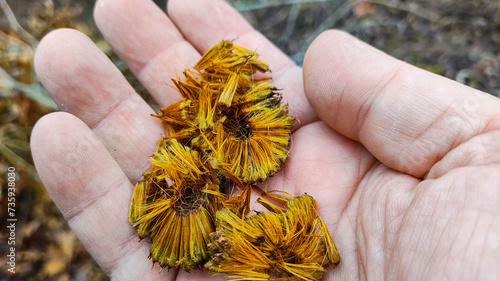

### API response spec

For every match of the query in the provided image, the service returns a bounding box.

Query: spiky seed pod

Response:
[205,194,340,281]
[216,90,294,182]
[129,139,226,270]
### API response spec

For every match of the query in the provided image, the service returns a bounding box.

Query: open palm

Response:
[31,0,500,280]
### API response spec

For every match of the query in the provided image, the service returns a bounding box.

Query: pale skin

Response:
[31,0,500,280]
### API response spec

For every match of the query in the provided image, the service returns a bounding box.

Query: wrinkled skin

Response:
[31,0,500,280]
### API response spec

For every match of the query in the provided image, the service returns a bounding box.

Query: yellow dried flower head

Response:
[129,139,225,270]
[205,194,340,281]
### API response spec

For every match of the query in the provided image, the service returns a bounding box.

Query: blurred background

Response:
[1,0,499,280]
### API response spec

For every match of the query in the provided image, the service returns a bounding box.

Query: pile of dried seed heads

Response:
[129,40,340,280]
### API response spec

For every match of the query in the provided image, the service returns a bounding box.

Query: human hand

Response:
[31,0,500,280]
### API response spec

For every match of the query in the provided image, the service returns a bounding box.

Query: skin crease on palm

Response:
[29,0,500,280]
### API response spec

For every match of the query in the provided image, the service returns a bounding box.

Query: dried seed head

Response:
[129,140,225,270]
[205,195,340,280]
